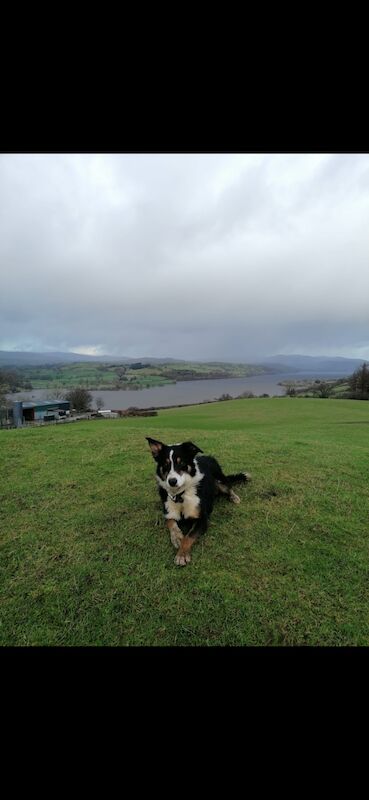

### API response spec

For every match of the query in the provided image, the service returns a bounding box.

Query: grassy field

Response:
[1,397,369,646]
[15,360,269,390]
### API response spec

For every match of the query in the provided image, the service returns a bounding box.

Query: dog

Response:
[146,437,251,566]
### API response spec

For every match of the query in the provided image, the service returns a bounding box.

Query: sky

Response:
[1,152,369,362]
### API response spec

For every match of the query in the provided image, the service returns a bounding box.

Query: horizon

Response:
[1,346,368,365]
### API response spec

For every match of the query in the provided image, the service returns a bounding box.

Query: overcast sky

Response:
[1,152,369,362]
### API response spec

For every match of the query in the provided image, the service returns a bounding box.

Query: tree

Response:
[0,368,20,392]
[65,386,93,412]
[313,381,333,398]
[45,387,66,400]
[0,373,9,425]
[0,390,10,426]
[95,396,105,410]
[348,363,369,399]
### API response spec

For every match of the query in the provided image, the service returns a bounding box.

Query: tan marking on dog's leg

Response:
[216,481,241,504]
[174,533,199,566]
[216,481,229,496]
[166,519,183,549]
[229,489,240,504]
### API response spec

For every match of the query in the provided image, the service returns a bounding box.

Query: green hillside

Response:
[11,360,270,390]
[1,398,368,646]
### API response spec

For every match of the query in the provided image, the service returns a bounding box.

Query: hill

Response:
[2,359,271,391]
[1,397,368,646]
[1,349,366,377]
[261,354,368,374]
[0,350,184,367]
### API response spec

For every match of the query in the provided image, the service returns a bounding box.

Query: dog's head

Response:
[146,437,203,494]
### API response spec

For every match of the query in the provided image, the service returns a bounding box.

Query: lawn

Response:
[1,398,368,646]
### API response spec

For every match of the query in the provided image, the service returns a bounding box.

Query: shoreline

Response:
[26,369,275,392]
[115,395,276,412]
[7,371,350,412]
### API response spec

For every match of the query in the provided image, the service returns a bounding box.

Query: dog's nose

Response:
[168,478,177,487]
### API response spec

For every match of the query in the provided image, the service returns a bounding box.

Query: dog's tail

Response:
[223,472,251,486]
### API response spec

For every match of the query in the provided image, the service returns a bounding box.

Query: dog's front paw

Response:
[174,553,191,566]
[170,529,183,549]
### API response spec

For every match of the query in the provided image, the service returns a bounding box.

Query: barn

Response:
[11,400,70,426]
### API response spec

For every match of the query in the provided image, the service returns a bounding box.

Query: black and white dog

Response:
[146,437,250,566]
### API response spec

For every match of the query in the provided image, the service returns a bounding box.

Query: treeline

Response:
[216,363,369,403]
[284,362,369,400]
[161,369,246,381]
[347,363,369,399]
[0,368,32,392]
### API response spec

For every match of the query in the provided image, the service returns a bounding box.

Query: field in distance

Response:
[10,360,271,391]
[1,396,369,646]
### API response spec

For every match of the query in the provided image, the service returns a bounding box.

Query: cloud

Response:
[1,153,369,360]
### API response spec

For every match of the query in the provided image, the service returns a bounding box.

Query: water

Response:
[8,371,349,410]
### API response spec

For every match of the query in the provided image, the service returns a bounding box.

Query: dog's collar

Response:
[167,490,185,503]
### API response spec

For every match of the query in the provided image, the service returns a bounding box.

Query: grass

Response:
[1,397,369,646]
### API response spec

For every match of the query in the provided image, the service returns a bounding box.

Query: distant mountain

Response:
[0,350,186,367]
[0,350,116,366]
[261,354,368,374]
[1,350,367,375]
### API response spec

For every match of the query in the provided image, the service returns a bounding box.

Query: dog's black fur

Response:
[146,437,250,566]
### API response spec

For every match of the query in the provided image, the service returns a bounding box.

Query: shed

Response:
[11,400,70,426]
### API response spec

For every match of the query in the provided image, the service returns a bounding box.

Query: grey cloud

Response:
[1,153,369,361]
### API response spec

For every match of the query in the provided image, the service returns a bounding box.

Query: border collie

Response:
[146,437,251,566]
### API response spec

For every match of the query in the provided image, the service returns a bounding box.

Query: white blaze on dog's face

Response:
[146,438,203,494]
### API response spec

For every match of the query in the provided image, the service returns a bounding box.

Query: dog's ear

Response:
[146,437,165,460]
[182,441,203,456]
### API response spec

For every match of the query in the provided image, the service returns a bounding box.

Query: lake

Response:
[8,371,349,409]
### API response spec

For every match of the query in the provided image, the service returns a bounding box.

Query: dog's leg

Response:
[174,532,199,566]
[216,480,241,504]
[166,518,183,550]
[174,516,208,566]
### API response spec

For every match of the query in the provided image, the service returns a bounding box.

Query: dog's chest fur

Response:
[164,485,201,521]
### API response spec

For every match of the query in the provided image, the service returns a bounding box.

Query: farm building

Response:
[10,400,70,426]
[96,409,118,418]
